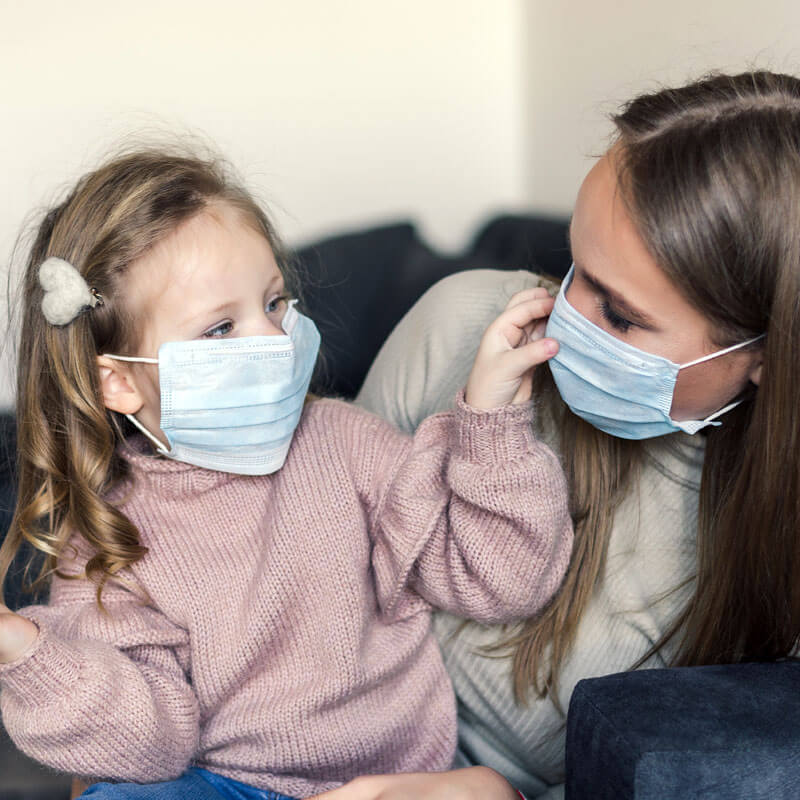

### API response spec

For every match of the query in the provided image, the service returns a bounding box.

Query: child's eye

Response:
[266,295,289,314]
[202,321,233,338]
[598,300,633,333]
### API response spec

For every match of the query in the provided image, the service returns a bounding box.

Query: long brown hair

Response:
[505,71,800,704]
[0,146,296,604]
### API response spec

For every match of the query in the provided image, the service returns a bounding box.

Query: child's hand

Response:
[465,287,557,409]
[0,603,39,663]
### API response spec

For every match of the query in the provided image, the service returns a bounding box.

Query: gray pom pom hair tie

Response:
[38,257,104,326]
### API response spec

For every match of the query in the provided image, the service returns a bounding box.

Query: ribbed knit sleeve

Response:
[0,568,200,782]
[330,390,573,624]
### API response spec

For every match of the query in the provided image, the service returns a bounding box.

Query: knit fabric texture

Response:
[356,269,706,800]
[0,393,573,799]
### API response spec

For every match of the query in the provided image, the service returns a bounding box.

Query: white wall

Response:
[0,0,527,408]
[522,0,800,216]
[4,1,800,410]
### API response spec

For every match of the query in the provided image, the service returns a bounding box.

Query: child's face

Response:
[110,202,288,448]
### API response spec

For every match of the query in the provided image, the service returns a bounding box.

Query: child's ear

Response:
[96,356,145,415]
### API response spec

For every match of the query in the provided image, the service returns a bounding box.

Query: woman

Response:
[313,70,800,799]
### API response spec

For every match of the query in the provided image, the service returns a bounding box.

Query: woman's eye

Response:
[598,300,633,333]
[266,294,289,314]
[202,321,233,338]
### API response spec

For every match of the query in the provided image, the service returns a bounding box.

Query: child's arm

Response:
[352,288,573,622]
[0,569,200,783]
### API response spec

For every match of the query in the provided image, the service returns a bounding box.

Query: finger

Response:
[502,336,559,373]
[511,369,533,405]
[497,296,555,329]
[490,297,555,347]
[519,316,547,345]
[530,318,548,341]
[504,286,552,312]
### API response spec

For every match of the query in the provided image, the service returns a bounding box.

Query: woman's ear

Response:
[96,356,145,415]
[748,352,763,387]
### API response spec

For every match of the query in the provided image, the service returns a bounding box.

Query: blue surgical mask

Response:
[544,266,763,440]
[106,301,321,474]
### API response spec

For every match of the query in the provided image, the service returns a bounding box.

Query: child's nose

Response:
[254,317,285,337]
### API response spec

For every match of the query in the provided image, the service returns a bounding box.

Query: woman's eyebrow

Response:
[580,267,659,329]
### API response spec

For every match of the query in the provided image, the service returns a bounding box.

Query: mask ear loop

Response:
[124,413,170,455]
[677,333,765,426]
[699,399,743,425]
[679,334,765,369]
[281,299,299,335]
[105,354,159,364]
[102,352,169,455]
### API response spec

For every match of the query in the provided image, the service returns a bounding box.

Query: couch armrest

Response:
[565,661,800,800]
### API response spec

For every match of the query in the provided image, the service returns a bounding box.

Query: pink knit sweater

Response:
[0,395,572,798]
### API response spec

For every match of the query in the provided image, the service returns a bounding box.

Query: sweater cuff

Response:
[0,616,84,709]
[454,389,536,464]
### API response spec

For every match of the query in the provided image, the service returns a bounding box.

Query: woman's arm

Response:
[310,766,524,800]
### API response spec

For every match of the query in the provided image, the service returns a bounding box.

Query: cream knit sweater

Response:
[357,269,706,799]
[0,393,573,798]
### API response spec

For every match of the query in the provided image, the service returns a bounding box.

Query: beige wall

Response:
[0,0,526,407]
[522,0,800,215]
[3,1,800,408]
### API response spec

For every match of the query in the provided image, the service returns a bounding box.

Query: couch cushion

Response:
[566,662,800,799]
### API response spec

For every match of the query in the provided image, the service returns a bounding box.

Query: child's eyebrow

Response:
[206,300,237,316]
[178,300,237,329]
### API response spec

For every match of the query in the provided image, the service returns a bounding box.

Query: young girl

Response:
[0,149,572,799]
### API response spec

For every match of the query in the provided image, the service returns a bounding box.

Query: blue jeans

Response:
[80,767,298,799]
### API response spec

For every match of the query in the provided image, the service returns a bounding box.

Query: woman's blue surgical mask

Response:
[544,266,764,440]
[106,300,321,474]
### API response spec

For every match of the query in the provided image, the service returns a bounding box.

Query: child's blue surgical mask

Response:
[544,267,764,440]
[106,300,321,474]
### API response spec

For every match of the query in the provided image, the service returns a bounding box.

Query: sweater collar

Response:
[116,434,240,497]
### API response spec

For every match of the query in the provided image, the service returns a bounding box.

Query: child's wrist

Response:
[454,389,536,464]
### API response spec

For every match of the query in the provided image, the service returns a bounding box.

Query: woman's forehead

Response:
[570,154,713,335]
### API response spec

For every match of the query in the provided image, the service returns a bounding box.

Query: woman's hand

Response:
[465,287,557,409]
[0,602,39,663]
[310,767,521,800]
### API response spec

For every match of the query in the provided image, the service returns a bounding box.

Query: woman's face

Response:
[566,152,762,421]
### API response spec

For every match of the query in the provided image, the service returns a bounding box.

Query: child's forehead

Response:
[125,204,281,327]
